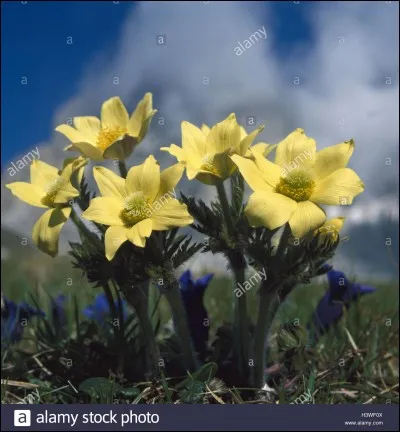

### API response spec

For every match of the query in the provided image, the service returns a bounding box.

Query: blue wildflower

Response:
[83,293,127,326]
[1,297,44,347]
[178,270,214,357]
[308,266,376,344]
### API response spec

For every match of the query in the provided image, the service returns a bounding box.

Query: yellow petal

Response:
[195,170,223,185]
[252,151,282,188]
[201,124,211,136]
[311,168,364,205]
[127,219,153,247]
[275,128,316,168]
[186,163,201,181]
[288,201,326,238]
[160,144,187,163]
[104,225,129,260]
[312,140,355,179]
[128,93,157,141]
[101,97,129,129]
[181,121,207,158]
[53,180,79,205]
[32,207,71,257]
[55,124,89,143]
[239,124,265,155]
[157,163,185,199]
[6,182,47,208]
[71,141,104,161]
[61,156,88,189]
[126,155,160,202]
[206,113,241,154]
[102,135,137,161]
[151,199,193,230]
[73,116,100,142]
[246,143,274,157]
[244,190,297,230]
[81,196,124,226]
[316,217,346,236]
[325,217,346,232]
[230,155,269,191]
[93,166,127,199]
[30,160,59,188]
[239,126,247,140]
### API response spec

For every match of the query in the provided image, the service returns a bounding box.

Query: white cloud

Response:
[2,1,398,275]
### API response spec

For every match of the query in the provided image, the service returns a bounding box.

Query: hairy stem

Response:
[252,287,281,388]
[216,181,235,236]
[134,292,161,378]
[164,279,198,372]
[102,283,124,375]
[252,224,292,388]
[216,181,249,379]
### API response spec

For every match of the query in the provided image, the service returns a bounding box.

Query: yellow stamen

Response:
[200,154,219,175]
[120,192,151,225]
[41,177,66,207]
[275,170,315,202]
[97,126,127,152]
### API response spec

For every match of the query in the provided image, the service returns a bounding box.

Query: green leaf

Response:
[179,380,205,403]
[176,362,218,390]
[78,377,122,396]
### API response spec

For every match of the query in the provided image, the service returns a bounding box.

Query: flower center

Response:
[120,192,151,225]
[96,126,127,152]
[275,169,315,202]
[41,177,66,207]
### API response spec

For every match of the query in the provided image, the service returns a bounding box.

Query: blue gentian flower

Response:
[178,270,214,357]
[307,266,376,344]
[83,293,127,326]
[1,297,44,347]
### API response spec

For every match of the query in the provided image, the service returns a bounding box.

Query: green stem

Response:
[252,224,292,388]
[233,264,249,378]
[102,283,124,375]
[215,181,234,236]
[134,292,161,378]
[164,280,198,372]
[216,180,249,379]
[118,160,128,179]
[252,286,281,388]
[276,223,291,262]
[112,282,126,374]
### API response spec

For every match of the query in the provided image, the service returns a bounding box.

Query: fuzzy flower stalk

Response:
[163,113,273,378]
[234,130,365,388]
[81,155,197,372]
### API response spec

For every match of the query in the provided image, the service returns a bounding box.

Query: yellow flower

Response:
[81,156,193,260]
[55,94,157,161]
[5,157,87,257]
[231,129,364,238]
[315,217,345,243]
[161,114,267,185]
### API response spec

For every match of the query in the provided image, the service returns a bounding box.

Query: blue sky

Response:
[1,1,314,167]
[1,1,133,166]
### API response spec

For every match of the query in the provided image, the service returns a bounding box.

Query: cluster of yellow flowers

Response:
[6,93,364,259]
